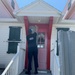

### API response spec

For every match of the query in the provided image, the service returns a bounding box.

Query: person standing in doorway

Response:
[26,25,38,75]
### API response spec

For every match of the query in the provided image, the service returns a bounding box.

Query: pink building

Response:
[63,0,75,19]
[0,0,75,75]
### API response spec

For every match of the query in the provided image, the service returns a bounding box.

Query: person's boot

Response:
[34,69,38,74]
[34,71,38,74]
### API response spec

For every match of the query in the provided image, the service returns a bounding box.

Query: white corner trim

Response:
[0,18,18,23]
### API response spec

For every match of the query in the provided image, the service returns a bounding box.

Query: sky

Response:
[16,0,67,11]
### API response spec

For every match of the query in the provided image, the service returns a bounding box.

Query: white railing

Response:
[53,43,60,75]
[54,54,60,75]
[51,42,60,75]
[1,44,20,75]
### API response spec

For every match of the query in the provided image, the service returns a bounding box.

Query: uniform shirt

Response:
[27,32,37,48]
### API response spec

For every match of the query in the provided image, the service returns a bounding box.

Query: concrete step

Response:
[20,70,52,75]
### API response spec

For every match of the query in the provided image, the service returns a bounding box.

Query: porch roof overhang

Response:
[13,0,62,24]
[14,11,61,17]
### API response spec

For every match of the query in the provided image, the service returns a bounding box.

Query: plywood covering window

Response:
[7,26,21,54]
[56,28,69,56]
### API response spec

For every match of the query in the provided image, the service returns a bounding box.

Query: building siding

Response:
[0,23,26,68]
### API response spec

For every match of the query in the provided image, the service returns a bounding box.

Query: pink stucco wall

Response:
[62,0,69,16]
[6,0,19,11]
[69,11,75,19]
[0,0,19,18]
[0,1,13,18]
[63,0,75,19]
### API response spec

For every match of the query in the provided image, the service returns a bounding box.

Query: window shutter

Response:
[56,28,69,56]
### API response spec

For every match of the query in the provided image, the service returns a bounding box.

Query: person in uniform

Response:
[26,26,38,75]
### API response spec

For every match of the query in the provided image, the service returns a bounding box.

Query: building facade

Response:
[0,0,75,75]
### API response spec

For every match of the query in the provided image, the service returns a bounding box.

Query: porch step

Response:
[20,70,52,75]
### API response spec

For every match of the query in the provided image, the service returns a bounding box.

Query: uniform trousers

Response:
[28,46,38,72]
